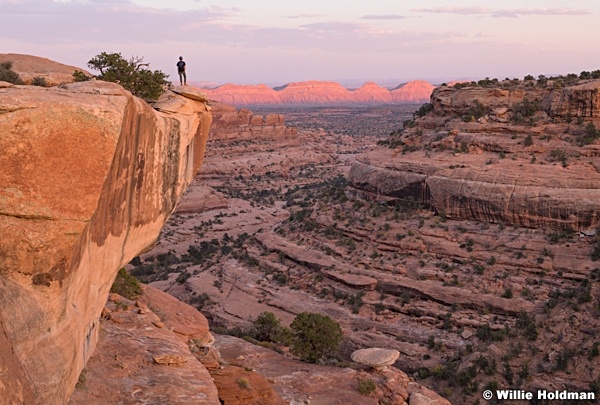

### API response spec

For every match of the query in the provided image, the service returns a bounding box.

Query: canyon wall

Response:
[209,101,297,140]
[0,80,212,404]
[349,80,600,231]
[203,80,434,105]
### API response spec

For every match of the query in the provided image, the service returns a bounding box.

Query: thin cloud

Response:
[412,6,591,18]
[360,14,406,20]
[285,13,324,19]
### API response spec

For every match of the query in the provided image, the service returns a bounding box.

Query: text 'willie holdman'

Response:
[494,390,596,400]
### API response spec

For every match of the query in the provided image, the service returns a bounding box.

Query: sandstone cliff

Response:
[0,80,212,404]
[209,101,297,140]
[349,79,600,231]
[203,80,434,105]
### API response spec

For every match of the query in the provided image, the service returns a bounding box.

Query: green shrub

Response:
[251,312,291,345]
[511,99,538,124]
[463,99,489,121]
[0,61,23,84]
[357,378,376,395]
[73,70,90,82]
[110,268,142,299]
[414,103,433,118]
[31,76,47,87]
[87,52,169,100]
[578,122,600,146]
[290,312,343,363]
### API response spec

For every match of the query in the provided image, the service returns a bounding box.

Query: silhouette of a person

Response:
[176,56,186,85]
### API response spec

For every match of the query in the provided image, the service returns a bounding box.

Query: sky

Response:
[1,0,599,86]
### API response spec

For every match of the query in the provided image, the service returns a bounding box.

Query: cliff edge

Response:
[0,80,212,404]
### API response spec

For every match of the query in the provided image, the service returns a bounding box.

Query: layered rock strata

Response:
[209,101,297,140]
[0,80,211,404]
[349,80,600,231]
[203,80,434,105]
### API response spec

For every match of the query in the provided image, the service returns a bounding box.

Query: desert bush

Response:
[290,312,343,363]
[0,61,23,84]
[31,76,47,87]
[357,378,376,395]
[250,312,292,345]
[237,377,251,389]
[511,99,538,124]
[578,122,600,146]
[463,99,489,121]
[414,102,433,118]
[73,70,90,82]
[110,268,142,299]
[87,52,169,100]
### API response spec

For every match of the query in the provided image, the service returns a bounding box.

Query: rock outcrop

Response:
[69,288,219,405]
[0,53,91,85]
[209,102,297,140]
[0,80,211,404]
[202,80,434,105]
[349,80,600,231]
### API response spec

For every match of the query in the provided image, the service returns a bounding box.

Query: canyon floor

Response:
[132,104,599,404]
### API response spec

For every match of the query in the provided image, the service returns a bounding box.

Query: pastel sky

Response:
[1,0,599,85]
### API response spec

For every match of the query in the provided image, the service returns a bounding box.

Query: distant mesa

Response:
[200,80,434,105]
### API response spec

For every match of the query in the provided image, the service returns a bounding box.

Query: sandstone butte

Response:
[202,79,435,105]
[209,101,297,140]
[349,79,600,231]
[0,78,212,404]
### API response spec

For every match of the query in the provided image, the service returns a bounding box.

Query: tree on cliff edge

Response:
[87,52,169,101]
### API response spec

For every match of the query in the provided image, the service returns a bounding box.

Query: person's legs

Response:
[178,72,183,85]
[183,72,187,85]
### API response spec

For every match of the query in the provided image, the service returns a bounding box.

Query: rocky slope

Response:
[0,80,211,404]
[349,79,600,231]
[203,80,434,105]
[0,53,90,85]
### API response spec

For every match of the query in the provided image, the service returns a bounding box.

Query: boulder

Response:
[351,348,400,370]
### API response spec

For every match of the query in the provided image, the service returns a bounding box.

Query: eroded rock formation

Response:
[0,80,211,404]
[202,80,434,105]
[349,80,600,231]
[209,101,297,140]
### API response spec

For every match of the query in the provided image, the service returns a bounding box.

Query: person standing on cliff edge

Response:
[176,56,186,85]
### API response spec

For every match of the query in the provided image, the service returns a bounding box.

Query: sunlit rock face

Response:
[0,80,211,404]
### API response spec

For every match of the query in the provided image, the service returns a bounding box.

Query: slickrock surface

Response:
[214,334,449,405]
[202,80,434,105]
[69,289,219,405]
[0,53,90,85]
[0,80,211,404]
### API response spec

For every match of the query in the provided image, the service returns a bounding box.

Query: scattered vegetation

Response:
[87,51,169,100]
[110,268,142,299]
